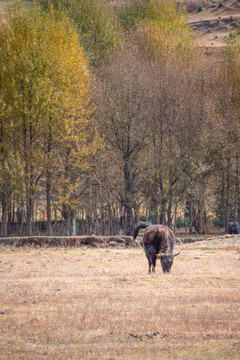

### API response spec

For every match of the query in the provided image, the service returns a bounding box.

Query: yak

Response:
[227,221,240,234]
[133,222,180,273]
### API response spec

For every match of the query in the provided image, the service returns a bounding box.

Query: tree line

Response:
[1,0,240,237]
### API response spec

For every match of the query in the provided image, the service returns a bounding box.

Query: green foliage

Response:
[117,0,149,29]
[197,4,203,12]
[218,1,224,7]
[229,32,236,39]
[228,31,240,40]
[42,0,124,66]
[118,0,195,58]
[176,217,190,228]
[212,217,225,228]
[212,199,235,228]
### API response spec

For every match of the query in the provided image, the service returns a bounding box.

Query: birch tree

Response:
[0,4,97,235]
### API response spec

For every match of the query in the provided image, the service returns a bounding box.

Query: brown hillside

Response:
[188,0,240,47]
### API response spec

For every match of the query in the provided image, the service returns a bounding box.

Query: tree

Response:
[118,0,194,59]
[96,48,151,235]
[211,42,240,229]
[0,4,97,235]
[41,0,124,67]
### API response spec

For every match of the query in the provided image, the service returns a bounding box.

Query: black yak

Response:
[227,222,240,234]
[133,222,180,273]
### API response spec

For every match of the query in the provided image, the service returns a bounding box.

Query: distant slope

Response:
[189,0,240,47]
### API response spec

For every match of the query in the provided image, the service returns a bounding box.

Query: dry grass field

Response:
[0,239,240,360]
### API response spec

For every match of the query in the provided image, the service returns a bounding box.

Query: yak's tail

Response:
[132,222,150,240]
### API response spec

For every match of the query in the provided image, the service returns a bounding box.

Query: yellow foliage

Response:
[0,3,100,212]
[135,0,196,59]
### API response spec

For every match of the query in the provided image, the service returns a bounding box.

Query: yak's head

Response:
[156,251,180,273]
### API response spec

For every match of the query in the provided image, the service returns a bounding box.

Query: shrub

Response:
[176,217,190,228]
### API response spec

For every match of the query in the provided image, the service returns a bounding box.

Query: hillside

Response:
[189,0,240,47]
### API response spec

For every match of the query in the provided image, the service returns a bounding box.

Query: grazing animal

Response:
[227,221,240,234]
[133,222,180,273]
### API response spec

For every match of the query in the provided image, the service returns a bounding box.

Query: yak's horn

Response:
[174,251,181,257]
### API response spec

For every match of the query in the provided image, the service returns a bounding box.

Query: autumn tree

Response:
[0,4,97,235]
[96,48,151,235]
[116,0,203,229]
[41,0,124,67]
[118,0,194,58]
[210,42,240,229]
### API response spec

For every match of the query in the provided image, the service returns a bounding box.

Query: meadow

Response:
[0,239,240,359]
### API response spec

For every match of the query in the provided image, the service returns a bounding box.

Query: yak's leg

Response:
[148,258,152,273]
[145,246,156,273]
[152,256,156,273]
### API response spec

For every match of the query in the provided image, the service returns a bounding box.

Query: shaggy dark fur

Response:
[133,222,180,273]
[227,222,240,234]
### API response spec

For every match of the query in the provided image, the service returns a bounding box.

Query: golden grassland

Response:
[0,240,240,359]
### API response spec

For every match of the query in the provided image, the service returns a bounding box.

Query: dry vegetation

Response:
[0,239,240,359]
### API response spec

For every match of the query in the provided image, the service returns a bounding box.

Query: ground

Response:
[0,236,240,359]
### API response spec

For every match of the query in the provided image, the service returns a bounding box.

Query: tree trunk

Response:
[159,203,166,225]
[125,206,133,236]
[152,114,159,224]
[46,122,52,236]
[23,118,33,236]
[167,169,173,229]
[222,165,226,229]
[123,154,134,236]
[204,210,208,234]
[1,201,8,237]
[108,205,112,235]
[0,119,9,237]
[46,172,52,236]
[63,208,73,236]
[225,156,231,231]
[188,196,193,234]
[173,201,178,235]
[235,154,239,222]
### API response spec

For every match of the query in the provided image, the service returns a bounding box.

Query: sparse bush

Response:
[185,0,206,12]
[117,0,148,29]
[229,31,237,38]
[176,217,190,228]
[213,218,224,227]
[198,4,203,12]
[218,1,224,8]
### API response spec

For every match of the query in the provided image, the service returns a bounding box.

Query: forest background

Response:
[1,0,240,237]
